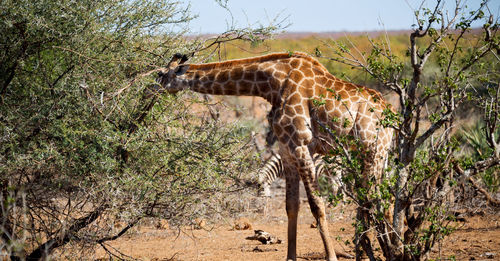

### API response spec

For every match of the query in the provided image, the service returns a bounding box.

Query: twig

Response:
[468,176,500,207]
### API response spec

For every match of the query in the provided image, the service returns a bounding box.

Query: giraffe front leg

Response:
[294,147,338,261]
[285,167,300,261]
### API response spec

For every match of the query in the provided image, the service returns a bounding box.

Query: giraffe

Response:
[156,52,394,261]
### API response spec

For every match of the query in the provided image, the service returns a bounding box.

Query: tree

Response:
[0,0,282,259]
[317,0,499,260]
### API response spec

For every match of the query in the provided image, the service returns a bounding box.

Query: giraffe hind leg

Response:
[293,147,338,261]
[302,178,338,261]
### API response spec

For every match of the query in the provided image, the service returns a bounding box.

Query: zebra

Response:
[256,153,343,197]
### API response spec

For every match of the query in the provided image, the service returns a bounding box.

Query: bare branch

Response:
[453,161,500,207]
[96,218,141,244]
[26,205,107,260]
[468,176,500,207]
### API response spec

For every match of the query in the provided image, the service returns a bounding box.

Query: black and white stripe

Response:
[256,154,284,197]
[256,154,342,197]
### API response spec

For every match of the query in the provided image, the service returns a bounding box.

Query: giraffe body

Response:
[159,52,393,260]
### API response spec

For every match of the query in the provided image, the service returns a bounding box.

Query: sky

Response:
[186,0,499,34]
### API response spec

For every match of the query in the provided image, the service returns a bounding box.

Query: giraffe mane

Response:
[186,52,326,71]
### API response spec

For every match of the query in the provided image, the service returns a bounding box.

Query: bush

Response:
[317,1,500,259]
[0,0,276,259]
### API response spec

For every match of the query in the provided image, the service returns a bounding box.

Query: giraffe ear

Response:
[180,54,189,64]
[175,65,189,76]
[166,53,184,68]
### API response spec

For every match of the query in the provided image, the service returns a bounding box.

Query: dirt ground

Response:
[90,97,500,260]
[92,180,500,261]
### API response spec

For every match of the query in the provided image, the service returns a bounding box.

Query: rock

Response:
[310,220,317,228]
[155,219,169,230]
[193,218,206,230]
[113,220,126,230]
[252,246,264,252]
[233,217,253,230]
[252,246,278,252]
[246,230,282,244]
[482,252,496,259]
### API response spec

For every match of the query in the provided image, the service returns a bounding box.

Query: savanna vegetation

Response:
[1,0,498,260]
[0,0,282,259]
[313,1,499,260]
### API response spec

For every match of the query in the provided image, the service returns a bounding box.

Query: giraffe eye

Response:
[174,65,190,76]
[166,69,176,78]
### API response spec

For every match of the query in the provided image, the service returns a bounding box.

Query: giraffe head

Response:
[157,53,190,93]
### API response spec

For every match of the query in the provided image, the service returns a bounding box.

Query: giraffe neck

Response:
[176,57,286,103]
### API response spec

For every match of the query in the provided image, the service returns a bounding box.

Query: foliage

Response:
[308,1,500,260]
[458,122,500,192]
[0,0,280,259]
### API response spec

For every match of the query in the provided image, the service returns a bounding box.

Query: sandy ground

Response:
[89,96,500,260]
[92,180,500,261]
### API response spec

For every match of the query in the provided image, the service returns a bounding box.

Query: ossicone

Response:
[167,53,190,67]
[180,54,189,64]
